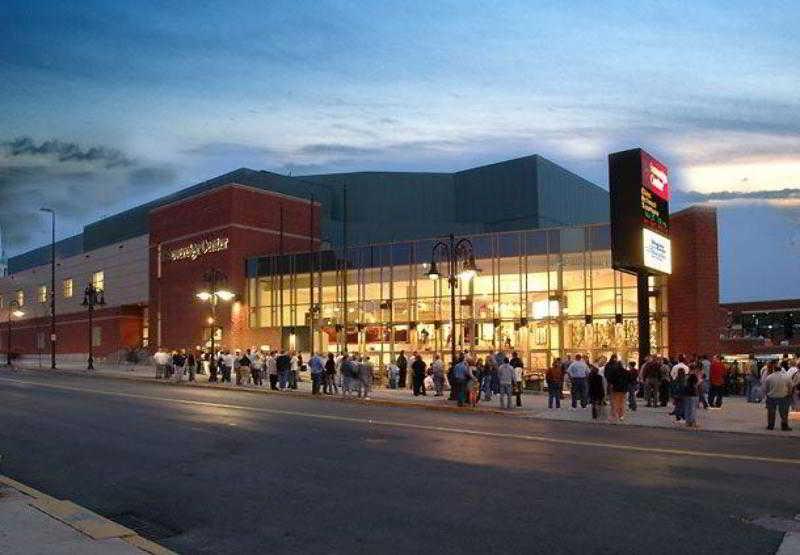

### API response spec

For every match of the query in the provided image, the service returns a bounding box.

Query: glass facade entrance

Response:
[247,223,668,372]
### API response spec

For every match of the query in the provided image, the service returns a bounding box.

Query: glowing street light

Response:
[196,269,235,354]
[5,300,25,366]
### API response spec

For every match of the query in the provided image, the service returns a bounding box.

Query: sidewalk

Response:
[0,475,173,555]
[8,360,800,437]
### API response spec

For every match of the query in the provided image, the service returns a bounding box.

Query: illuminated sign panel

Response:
[169,237,229,262]
[609,148,671,275]
[642,229,671,274]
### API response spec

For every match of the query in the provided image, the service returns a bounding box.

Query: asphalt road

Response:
[1,369,799,555]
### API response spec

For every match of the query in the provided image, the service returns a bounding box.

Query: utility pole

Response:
[40,208,56,369]
[342,184,348,354]
[279,205,285,350]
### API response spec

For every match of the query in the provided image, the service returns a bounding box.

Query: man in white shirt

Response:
[765,365,793,431]
[153,347,170,379]
[671,354,689,381]
[567,354,589,409]
[497,358,515,409]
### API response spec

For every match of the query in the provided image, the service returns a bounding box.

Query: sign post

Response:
[609,148,671,364]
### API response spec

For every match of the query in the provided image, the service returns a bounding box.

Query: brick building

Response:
[0,154,721,367]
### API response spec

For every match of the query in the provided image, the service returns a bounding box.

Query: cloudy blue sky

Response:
[1,0,798,301]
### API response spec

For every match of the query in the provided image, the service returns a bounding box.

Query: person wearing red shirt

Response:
[708,356,726,408]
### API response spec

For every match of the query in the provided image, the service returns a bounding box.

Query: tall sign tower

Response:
[609,148,672,363]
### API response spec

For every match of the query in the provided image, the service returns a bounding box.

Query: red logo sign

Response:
[641,151,669,202]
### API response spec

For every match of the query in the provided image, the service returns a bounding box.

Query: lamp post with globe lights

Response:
[425,233,480,365]
[81,282,105,370]
[196,268,235,356]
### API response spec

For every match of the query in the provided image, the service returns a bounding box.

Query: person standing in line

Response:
[745,362,761,402]
[642,356,661,408]
[626,361,639,411]
[670,365,688,422]
[567,354,589,409]
[288,351,300,390]
[546,358,564,409]
[195,348,206,375]
[604,354,628,422]
[359,356,374,400]
[708,355,726,408]
[493,350,505,369]
[482,355,496,402]
[386,359,399,390]
[695,363,709,409]
[588,364,606,420]
[497,357,515,410]
[468,366,480,407]
[510,351,524,407]
[222,349,235,383]
[396,351,408,390]
[235,349,248,386]
[451,355,469,407]
[671,355,689,380]
[324,353,338,394]
[208,350,219,383]
[765,363,793,431]
[153,347,170,379]
[682,371,699,427]
[411,353,427,396]
[172,349,186,383]
[340,354,354,397]
[697,354,711,409]
[350,354,362,397]
[430,353,445,397]
[276,350,290,390]
[309,352,324,395]
[659,356,672,407]
[186,350,197,382]
[252,349,264,386]
[265,351,277,390]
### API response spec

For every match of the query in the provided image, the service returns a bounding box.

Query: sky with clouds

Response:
[1,0,798,301]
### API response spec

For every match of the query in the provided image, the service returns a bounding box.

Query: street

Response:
[1,369,798,554]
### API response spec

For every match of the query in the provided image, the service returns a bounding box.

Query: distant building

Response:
[721,298,800,356]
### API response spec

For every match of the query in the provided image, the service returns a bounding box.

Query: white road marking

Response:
[2,376,800,466]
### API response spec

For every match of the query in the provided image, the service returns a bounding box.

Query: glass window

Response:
[92,271,104,291]
[142,307,149,347]
[0,294,4,308]
[92,325,102,347]
[562,253,586,290]
[37,285,47,303]
[63,278,74,298]
[16,290,24,307]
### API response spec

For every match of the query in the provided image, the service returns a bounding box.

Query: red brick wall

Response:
[148,184,319,352]
[2,305,143,356]
[667,206,721,357]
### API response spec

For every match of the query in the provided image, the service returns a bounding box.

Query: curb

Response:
[0,474,175,555]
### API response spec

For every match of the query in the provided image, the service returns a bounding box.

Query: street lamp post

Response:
[39,207,56,369]
[426,234,480,365]
[196,268,234,355]
[5,300,25,366]
[81,283,105,370]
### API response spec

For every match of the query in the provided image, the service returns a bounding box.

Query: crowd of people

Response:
[151,347,800,429]
[544,353,800,430]
[151,346,527,409]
